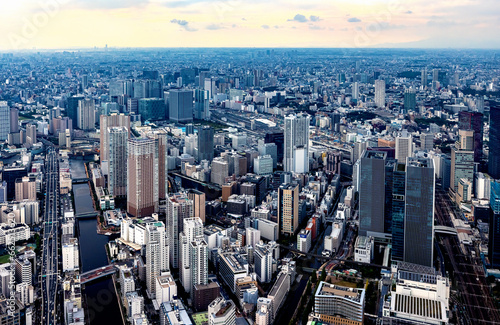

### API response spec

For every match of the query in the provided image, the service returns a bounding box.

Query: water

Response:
[71,158,122,325]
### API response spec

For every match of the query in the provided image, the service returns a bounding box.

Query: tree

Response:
[311,270,318,283]
[320,268,327,282]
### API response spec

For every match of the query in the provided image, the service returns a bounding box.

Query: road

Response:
[41,149,60,325]
[435,187,500,325]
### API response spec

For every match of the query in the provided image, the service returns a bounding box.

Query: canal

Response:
[71,158,122,325]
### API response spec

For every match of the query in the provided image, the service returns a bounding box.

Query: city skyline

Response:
[1,0,500,50]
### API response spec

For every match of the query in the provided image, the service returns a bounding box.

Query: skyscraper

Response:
[166,193,194,269]
[352,82,359,100]
[395,132,413,163]
[145,222,169,298]
[197,126,214,162]
[391,162,406,262]
[277,183,299,237]
[194,89,210,120]
[169,90,193,123]
[265,130,284,164]
[26,124,36,145]
[188,189,206,223]
[67,95,84,128]
[489,104,500,179]
[9,108,19,133]
[77,99,96,130]
[100,114,130,174]
[108,127,128,197]
[359,151,387,238]
[127,138,159,217]
[0,101,9,141]
[138,98,166,122]
[489,181,500,268]
[179,217,206,295]
[421,69,428,87]
[451,131,474,194]
[404,157,435,267]
[403,88,416,112]
[375,79,386,108]
[284,113,310,173]
[459,111,483,162]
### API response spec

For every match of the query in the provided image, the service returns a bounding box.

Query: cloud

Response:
[162,0,207,8]
[288,14,308,23]
[261,25,270,29]
[348,17,361,23]
[340,28,348,31]
[427,16,457,27]
[366,22,406,31]
[242,18,247,21]
[405,10,413,14]
[206,24,224,30]
[72,0,149,9]
[170,19,197,31]
[309,25,324,30]
[274,25,280,29]
[310,15,321,22]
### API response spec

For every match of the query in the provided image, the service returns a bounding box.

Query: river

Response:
[70,158,122,325]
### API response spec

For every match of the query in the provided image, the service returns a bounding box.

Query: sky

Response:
[1,0,499,50]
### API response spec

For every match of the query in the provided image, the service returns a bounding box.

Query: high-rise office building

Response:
[421,133,434,151]
[403,88,416,112]
[395,132,413,163]
[258,140,278,169]
[67,95,84,128]
[352,82,359,100]
[0,101,9,141]
[432,69,440,83]
[277,183,299,237]
[166,193,193,269]
[459,111,483,163]
[108,127,128,197]
[489,181,500,268]
[194,89,210,120]
[404,158,435,267]
[197,126,214,162]
[77,99,96,130]
[211,158,229,186]
[99,114,130,172]
[284,113,310,173]
[265,130,284,163]
[127,138,159,217]
[169,90,193,123]
[391,162,406,262]
[375,79,386,108]
[10,108,19,133]
[451,134,474,194]
[421,69,428,87]
[254,246,273,283]
[138,98,166,122]
[26,124,36,145]
[359,151,388,239]
[489,104,500,179]
[188,189,206,223]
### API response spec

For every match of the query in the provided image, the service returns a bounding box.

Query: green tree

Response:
[311,270,317,283]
